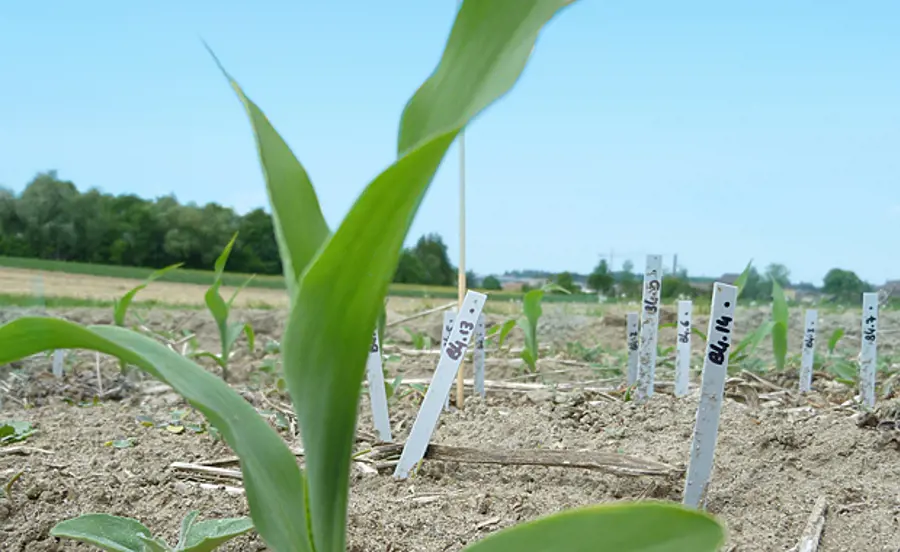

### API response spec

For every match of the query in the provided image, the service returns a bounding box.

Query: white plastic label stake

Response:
[683,282,737,509]
[52,349,64,378]
[442,311,456,411]
[364,330,392,442]
[473,314,486,398]
[799,310,818,393]
[675,300,692,397]
[859,293,878,407]
[635,254,663,402]
[626,313,639,385]
[393,290,487,479]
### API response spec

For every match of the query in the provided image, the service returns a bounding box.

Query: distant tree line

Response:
[0,172,882,300]
[0,171,476,286]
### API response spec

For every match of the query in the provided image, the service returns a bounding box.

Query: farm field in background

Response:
[0,257,599,306]
[2,274,900,550]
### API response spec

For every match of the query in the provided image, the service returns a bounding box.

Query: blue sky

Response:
[1,1,898,285]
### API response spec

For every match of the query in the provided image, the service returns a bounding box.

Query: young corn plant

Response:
[193,233,256,381]
[50,511,253,552]
[486,283,568,374]
[113,263,183,328]
[0,2,726,551]
[113,262,182,373]
[770,279,789,371]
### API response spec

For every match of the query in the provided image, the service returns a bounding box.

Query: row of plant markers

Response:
[365,254,880,511]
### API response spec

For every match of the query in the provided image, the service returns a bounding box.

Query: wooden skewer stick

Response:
[455,87,468,411]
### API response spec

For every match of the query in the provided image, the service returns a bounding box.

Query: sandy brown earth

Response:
[2,295,900,551]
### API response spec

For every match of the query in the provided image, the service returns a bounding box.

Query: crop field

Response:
[0,258,594,306]
[1,268,900,551]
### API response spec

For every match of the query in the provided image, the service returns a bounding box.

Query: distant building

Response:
[881,280,900,295]
[718,273,742,285]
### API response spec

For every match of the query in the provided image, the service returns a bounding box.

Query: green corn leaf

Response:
[729,321,775,362]
[828,327,845,354]
[49,513,157,552]
[180,516,254,552]
[207,46,331,304]
[771,280,789,370]
[214,233,238,278]
[461,502,725,552]
[733,260,753,299]
[227,273,257,308]
[204,286,229,330]
[0,318,312,552]
[188,350,226,369]
[497,318,517,347]
[225,321,254,354]
[113,263,183,326]
[397,0,577,157]
[277,3,577,551]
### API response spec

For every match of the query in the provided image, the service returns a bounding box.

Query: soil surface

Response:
[2,297,900,551]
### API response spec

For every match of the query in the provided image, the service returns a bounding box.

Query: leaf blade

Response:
[282,3,577,551]
[49,513,155,552]
[207,45,331,302]
[0,318,312,552]
[461,501,725,552]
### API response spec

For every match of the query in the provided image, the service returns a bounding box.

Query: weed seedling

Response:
[50,510,253,552]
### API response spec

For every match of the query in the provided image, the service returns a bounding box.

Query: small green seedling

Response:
[49,511,253,552]
[770,280,789,370]
[194,233,256,381]
[402,327,432,350]
[113,263,182,373]
[0,420,36,445]
[488,282,568,373]
[114,263,183,327]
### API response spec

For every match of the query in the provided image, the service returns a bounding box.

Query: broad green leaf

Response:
[733,260,753,299]
[204,286,229,330]
[137,534,172,552]
[729,321,774,362]
[772,321,788,370]
[280,3,576,551]
[522,289,545,323]
[177,511,200,550]
[0,420,34,445]
[214,233,239,278]
[180,516,254,552]
[227,274,256,307]
[497,319,517,347]
[771,280,789,370]
[397,0,578,157]
[207,45,331,303]
[114,263,183,326]
[225,321,253,353]
[49,514,155,552]
[771,280,789,327]
[0,318,312,552]
[188,350,226,369]
[462,502,725,552]
[828,327,845,354]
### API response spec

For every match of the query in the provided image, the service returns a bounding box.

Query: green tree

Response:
[822,268,870,302]
[481,275,502,290]
[587,259,614,295]
[765,263,791,288]
[617,260,640,299]
[554,271,577,293]
[393,249,428,284]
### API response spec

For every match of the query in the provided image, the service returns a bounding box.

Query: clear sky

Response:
[2,1,898,285]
